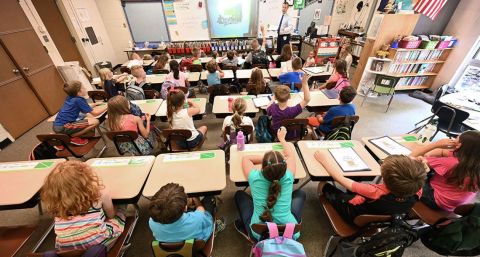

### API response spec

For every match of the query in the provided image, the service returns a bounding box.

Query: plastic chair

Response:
[162,129,205,152]
[0,225,37,257]
[410,85,450,133]
[281,83,302,92]
[312,115,360,140]
[189,65,203,72]
[224,125,254,143]
[361,74,399,112]
[105,131,153,156]
[424,102,470,140]
[252,63,268,69]
[280,118,308,142]
[88,90,109,103]
[152,69,169,74]
[410,201,458,225]
[144,90,159,99]
[36,134,105,160]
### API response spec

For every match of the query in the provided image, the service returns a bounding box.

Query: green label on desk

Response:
[128,158,147,165]
[403,135,417,142]
[192,98,201,102]
[340,142,354,148]
[242,96,252,100]
[200,152,216,159]
[272,144,284,151]
[146,100,156,104]
[34,161,54,169]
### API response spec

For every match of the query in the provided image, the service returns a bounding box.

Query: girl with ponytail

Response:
[166,90,207,149]
[166,60,190,88]
[221,98,254,140]
[234,127,306,240]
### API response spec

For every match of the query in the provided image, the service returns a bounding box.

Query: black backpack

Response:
[30,142,58,160]
[419,204,480,256]
[251,50,269,66]
[327,216,418,257]
[255,115,273,143]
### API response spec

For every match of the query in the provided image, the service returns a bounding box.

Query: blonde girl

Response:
[222,98,254,140]
[153,54,170,73]
[167,90,207,148]
[98,68,128,98]
[107,95,156,155]
[246,68,270,95]
[41,160,125,250]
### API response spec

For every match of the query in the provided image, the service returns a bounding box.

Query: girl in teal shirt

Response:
[234,127,306,240]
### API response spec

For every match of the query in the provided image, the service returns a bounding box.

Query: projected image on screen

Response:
[207,0,259,38]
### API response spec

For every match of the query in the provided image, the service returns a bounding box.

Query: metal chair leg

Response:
[385,94,395,113]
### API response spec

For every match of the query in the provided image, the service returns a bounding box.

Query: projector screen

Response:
[206,0,259,38]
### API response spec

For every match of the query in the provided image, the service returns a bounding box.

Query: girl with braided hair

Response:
[234,127,306,240]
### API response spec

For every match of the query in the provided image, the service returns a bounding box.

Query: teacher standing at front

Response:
[276,2,293,54]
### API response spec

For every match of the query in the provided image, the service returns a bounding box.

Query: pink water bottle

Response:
[237,131,245,151]
[228,97,233,112]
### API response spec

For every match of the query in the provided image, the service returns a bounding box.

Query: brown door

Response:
[31,0,86,67]
[0,44,48,138]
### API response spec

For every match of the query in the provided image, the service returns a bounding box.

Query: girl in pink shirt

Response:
[319,59,350,92]
[410,131,480,212]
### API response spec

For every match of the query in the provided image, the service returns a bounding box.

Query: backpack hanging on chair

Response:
[252,223,306,257]
[30,142,58,160]
[255,115,273,143]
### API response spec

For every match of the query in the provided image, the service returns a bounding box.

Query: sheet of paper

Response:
[306,141,354,149]
[329,148,371,172]
[243,144,283,152]
[303,67,325,74]
[163,152,215,162]
[369,136,412,156]
[91,157,149,167]
[253,96,271,107]
[0,161,54,172]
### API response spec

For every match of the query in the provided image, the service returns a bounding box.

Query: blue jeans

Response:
[234,189,306,238]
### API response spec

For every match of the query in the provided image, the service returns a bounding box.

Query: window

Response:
[451,36,480,92]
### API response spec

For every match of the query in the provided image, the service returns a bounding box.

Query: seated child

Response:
[275,44,295,69]
[410,131,480,212]
[222,98,254,140]
[234,127,305,240]
[41,161,125,250]
[303,51,316,68]
[149,183,215,243]
[98,68,128,98]
[107,95,156,155]
[167,90,207,149]
[319,59,350,92]
[126,65,150,100]
[316,153,426,225]
[53,81,106,146]
[308,86,356,135]
[191,47,202,66]
[166,60,190,88]
[246,68,270,95]
[206,60,225,86]
[221,50,239,67]
[152,54,170,73]
[267,74,311,133]
[279,57,304,86]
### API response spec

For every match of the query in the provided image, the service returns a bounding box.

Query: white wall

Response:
[297,0,334,35]
[95,0,132,64]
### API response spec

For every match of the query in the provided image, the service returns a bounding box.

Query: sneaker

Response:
[234,219,250,241]
[53,145,65,151]
[70,137,89,146]
[214,217,226,236]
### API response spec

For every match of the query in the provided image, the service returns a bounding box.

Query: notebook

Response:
[253,96,272,107]
[368,136,412,156]
[303,66,325,74]
[329,147,371,172]
[321,89,339,99]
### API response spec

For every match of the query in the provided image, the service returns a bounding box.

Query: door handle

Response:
[12,69,20,74]
[22,67,30,72]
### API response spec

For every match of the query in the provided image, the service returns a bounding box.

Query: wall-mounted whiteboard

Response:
[163,0,210,42]
[124,2,170,42]
[259,0,299,38]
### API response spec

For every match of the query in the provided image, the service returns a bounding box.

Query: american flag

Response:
[413,0,448,20]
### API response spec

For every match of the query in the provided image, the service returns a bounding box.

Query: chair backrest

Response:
[432,103,470,132]
[152,69,170,74]
[152,240,206,257]
[331,115,360,133]
[282,83,302,91]
[373,75,398,95]
[280,118,308,142]
[353,214,392,228]
[105,130,141,155]
[222,65,238,71]
[36,134,80,158]
[162,129,193,152]
[252,63,268,69]
[189,64,203,72]
[87,90,109,103]
[224,125,254,143]
[167,86,188,94]
[251,223,302,239]
[144,89,158,99]
[454,203,475,216]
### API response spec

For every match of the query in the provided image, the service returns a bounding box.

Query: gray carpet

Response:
[0,91,450,257]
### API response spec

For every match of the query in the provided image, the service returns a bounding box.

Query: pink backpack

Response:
[252,223,306,257]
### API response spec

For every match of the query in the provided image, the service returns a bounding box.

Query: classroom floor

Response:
[0,91,449,257]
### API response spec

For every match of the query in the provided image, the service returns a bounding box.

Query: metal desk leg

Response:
[95,126,108,158]
[31,221,54,252]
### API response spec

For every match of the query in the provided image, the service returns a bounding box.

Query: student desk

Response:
[200,70,235,80]
[155,98,207,121]
[257,93,303,110]
[130,99,163,115]
[188,72,201,82]
[302,66,333,77]
[236,69,270,79]
[216,57,246,66]
[121,59,154,67]
[306,90,341,112]
[361,134,422,161]
[268,68,282,79]
[143,150,226,197]
[146,74,167,84]
[229,143,307,187]
[212,95,259,118]
[440,91,480,131]
[87,156,155,205]
[0,159,65,210]
[297,140,381,182]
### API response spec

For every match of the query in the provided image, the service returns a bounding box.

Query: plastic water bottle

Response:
[237,131,245,151]
[418,124,437,144]
[326,61,332,72]
[229,125,237,144]
[228,97,233,112]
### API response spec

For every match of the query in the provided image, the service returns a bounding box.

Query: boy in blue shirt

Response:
[279,57,304,90]
[53,81,106,146]
[308,86,357,136]
[149,183,215,243]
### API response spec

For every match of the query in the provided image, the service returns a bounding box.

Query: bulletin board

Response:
[258,0,299,38]
[163,0,210,42]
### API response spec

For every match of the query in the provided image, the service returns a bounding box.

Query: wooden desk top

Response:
[440,92,480,131]
[361,134,422,160]
[237,69,269,79]
[146,74,166,84]
[130,99,163,115]
[188,72,201,82]
[297,140,381,179]
[200,70,235,80]
[87,156,155,201]
[216,57,246,66]
[143,150,226,197]
[307,90,341,108]
[268,68,282,78]
[156,98,206,117]
[303,66,333,77]
[212,95,259,115]
[257,93,303,110]
[0,159,65,206]
[229,143,307,183]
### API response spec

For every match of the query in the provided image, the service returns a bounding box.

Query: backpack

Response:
[126,84,145,100]
[419,203,480,256]
[327,216,418,257]
[129,102,145,117]
[30,142,58,160]
[208,84,230,104]
[160,80,180,100]
[251,50,269,66]
[324,125,351,140]
[179,58,193,71]
[42,245,106,257]
[255,115,273,143]
[252,223,306,257]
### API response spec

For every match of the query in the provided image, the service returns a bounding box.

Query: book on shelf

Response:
[388,63,435,74]
[397,76,428,87]
[393,49,444,62]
